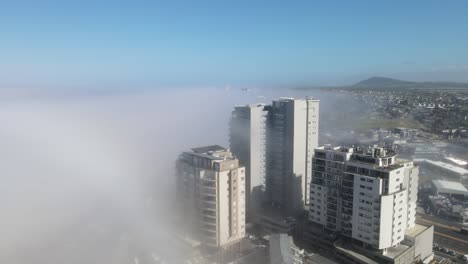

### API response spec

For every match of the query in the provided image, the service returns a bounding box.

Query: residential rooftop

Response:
[191,145,226,154]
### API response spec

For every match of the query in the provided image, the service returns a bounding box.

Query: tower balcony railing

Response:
[201,188,216,196]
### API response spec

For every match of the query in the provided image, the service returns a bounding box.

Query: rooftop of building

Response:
[269,234,295,264]
[185,152,225,160]
[405,223,430,238]
[383,244,411,260]
[394,127,419,132]
[316,146,408,172]
[352,146,397,158]
[191,145,227,154]
[182,145,238,163]
[317,146,396,158]
[414,159,468,175]
[307,254,340,264]
[444,156,468,166]
[334,240,379,264]
[432,179,468,196]
[274,96,320,102]
[234,103,267,109]
[347,160,404,172]
[257,205,297,226]
[318,146,353,153]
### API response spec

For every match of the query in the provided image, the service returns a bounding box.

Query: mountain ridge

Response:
[351,76,468,89]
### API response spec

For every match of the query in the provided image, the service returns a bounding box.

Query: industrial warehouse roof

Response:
[432,180,468,196]
[414,159,468,175]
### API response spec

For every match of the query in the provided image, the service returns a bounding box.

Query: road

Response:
[416,212,468,255]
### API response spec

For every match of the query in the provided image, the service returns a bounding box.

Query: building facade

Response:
[176,145,246,248]
[229,104,268,216]
[266,98,320,215]
[309,146,418,252]
[230,98,319,217]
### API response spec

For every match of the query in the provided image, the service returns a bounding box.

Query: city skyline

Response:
[1,1,468,90]
[2,2,468,263]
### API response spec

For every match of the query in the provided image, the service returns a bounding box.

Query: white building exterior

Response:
[230,104,267,216]
[176,145,246,248]
[309,146,418,251]
[230,98,320,217]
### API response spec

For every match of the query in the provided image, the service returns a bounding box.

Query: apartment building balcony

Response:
[343,229,352,237]
[314,166,326,172]
[326,216,337,224]
[201,234,218,247]
[315,152,326,159]
[342,208,353,215]
[342,174,354,181]
[202,202,216,210]
[327,212,337,219]
[313,159,326,166]
[201,224,217,233]
[342,201,353,208]
[202,216,217,225]
[326,223,337,230]
[341,222,352,229]
[201,187,216,196]
[341,215,352,221]
[312,179,324,185]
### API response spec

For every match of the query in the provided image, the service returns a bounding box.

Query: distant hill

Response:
[351,76,468,90]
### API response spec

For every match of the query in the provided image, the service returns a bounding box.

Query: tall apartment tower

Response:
[176,145,246,248]
[266,98,320,215]
[229,98,320,217]
[309,146,418,252]
[229,104,267,216]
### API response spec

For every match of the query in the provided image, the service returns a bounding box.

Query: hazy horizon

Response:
[1,1,468,90]
[1,1,467,263]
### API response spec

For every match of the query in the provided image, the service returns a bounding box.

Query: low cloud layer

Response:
[0,87,339,263]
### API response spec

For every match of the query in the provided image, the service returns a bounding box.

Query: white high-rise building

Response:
[266,97,319,215]
[309,146,418,251]
[230,104,267,216]
[229,98,319,217]
[176,145,246,248]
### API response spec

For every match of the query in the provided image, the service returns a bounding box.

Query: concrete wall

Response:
[379,195,394,249]
[412,226,434,263]
[249,106,266,211]
[230,105,266,217]
[218,168,246,247]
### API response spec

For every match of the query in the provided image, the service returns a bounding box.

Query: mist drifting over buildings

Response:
[0,87,347,264]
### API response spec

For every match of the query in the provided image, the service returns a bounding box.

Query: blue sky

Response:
[1,0,467,89]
